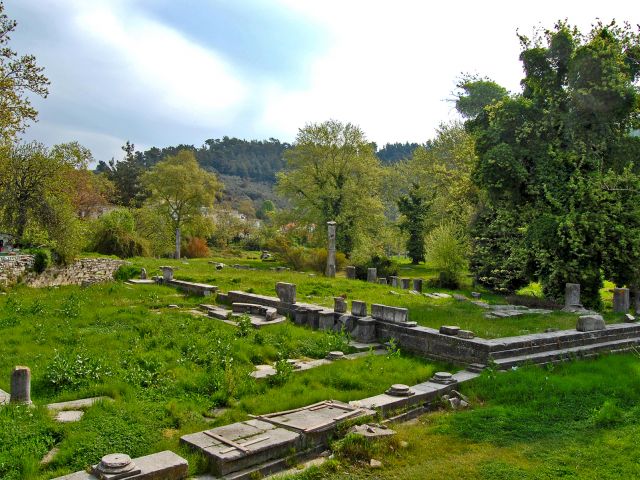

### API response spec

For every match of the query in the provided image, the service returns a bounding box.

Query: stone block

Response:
[351,300,367,317]
[10,366,31,404]
[160,266,174,282]
[565,283,581,307]
[401,278,410,289]
[318,310,335,331]
[371,304,409,323]
[576,314,606,332]
[334,297,347,313]
[378,278,387,285]
[439,325,460,336]
[346,266,356,279]
[367,268,377,283]
[390,276,399,287]
[352,317,376,343]
[457,330,475,339]
[613,288,630,313]
[275,282,296,304]
[412,278,423,292]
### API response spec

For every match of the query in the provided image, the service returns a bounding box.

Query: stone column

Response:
[412,278,423,292]
[390,276,399,287]
[333,297,347,313]
[565,283,581,307]
[613,288,630,313]
[10,366,31,404]
[401,278,410,289]
[632,286,640,314]
[276,282,296,304]
[346,266,356,279]
[367,268,377,283]
[325,221,337,278]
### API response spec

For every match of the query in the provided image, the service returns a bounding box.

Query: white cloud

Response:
[71,0,248,129]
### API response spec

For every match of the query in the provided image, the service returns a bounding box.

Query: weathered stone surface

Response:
[333,297,347,313]
[352,317,376,343]
[565,283,581,308]
[624,313,636,322]
[471,292,481,299]
[160,266,174,282]
[412,278,423,293]
[431,371,456,385]
[0,388,9,404]
[140,268,147,279]
[352,300,367,317]
[326,351,345,360]
[439,326,460,336]
[377,278,387,285]
[0,255,34,285]
[401,278,410,289]
[370,459,382,468]
[349,424,395,438]
[53,451,188,480]
[613,288,630,313]
[390,276,399,287]
[371,304,409,323]
[325,221,337,278]
[55,410,84,423]
[367,268,377,283]
[458,330,475,339]
[346,266,356,279]
[276,282,296,304]
[318,310,335,331]
[10,366,31,404]
[385,384,414,397]
[47,397,111,412]
[576,314,606,332]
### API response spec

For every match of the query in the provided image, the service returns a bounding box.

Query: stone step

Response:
[492,337,640,369]
[489,328,640,360]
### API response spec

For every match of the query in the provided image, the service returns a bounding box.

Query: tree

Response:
[0,2,49,143]
[97,141,149,207]
[0,141,83,262]
[142,149,221,259]
[397,184,431,263]
[276,120,386,258]
[453,74,508,119]
[469,21,640,308]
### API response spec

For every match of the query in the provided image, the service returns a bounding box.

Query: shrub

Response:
[354,255,398,280]
[425,222,467,289]
[235,313,253,338]
[184,237,210,258]
[44,350,111,391]
[113,264,142,281]
[269,357,294,386]
[92,208,150,258]
[32,249,51,274]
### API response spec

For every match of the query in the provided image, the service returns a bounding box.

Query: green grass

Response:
[126,256,625,338]
[282,354,640,480]
[0,280,445,479]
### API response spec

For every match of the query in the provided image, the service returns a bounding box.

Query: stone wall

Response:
[26,258,126,287]
[0,255,125,287]
[0,255,35,285]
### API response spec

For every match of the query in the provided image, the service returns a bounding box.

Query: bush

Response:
[113,264,142,281]
[184,237,210,258]
[32,249,51,273]
[425,222,467,289]
[354,255,398,280]
[92,208,150,258]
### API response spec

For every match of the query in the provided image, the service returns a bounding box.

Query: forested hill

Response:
[122,137,419,184]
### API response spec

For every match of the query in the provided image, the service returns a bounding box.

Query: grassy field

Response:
[0,281,445,479]
[127,254,626,339]
[283,354,640,480]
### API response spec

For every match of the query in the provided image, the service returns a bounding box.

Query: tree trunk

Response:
[175,226,181,259]
[15,203,28,242]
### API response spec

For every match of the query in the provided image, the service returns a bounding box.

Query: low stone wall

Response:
[25,258,126,287]
[0,255,35,285]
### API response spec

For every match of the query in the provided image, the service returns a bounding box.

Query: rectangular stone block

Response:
[275,282,296,304]
[333,297,347,313]
[439,325,460,336]
[367,268,377,283]
[577,315,605,332]
[352,317,377,343]
[390,276,399,287]
[318,310,335,331]
[371,304,409,323]
[401,278,410,289]
[412,278,423,293]
[351,300,367,317]
[346,266,356,279]
[377,278,387,285]
[613,288,630,313]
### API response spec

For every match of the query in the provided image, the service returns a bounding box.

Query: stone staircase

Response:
[484,323,640,369]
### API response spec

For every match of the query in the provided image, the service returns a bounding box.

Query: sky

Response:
[8,0,640,163]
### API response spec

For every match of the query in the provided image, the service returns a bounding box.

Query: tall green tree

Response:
[468,21,640,308]
[142,149,221,259]
[97,141,149,207]
[453,75,508,120]
[276,120,386,259]
[0,2,49,143]
[397,184,431,264]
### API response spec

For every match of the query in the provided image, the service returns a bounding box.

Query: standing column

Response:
[613,288,630,313]
[325,221,336,278]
